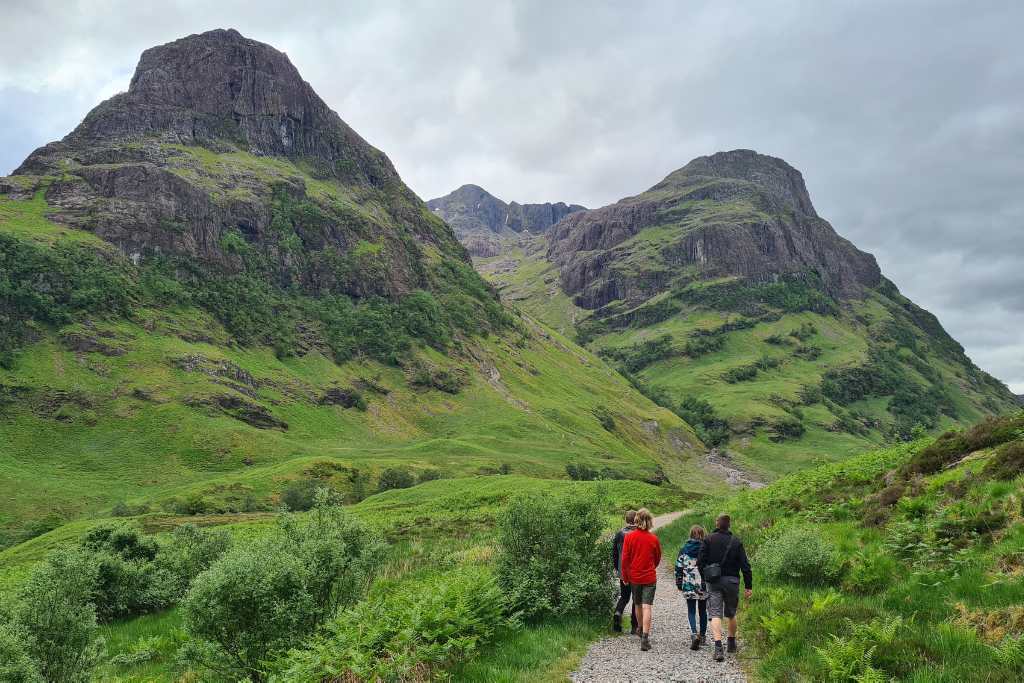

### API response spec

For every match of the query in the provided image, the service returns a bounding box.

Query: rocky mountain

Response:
[0,30,707,542]
[473,150,1019,480]
[427,184,584,256]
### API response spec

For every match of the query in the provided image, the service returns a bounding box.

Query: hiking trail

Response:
[570,512,747,683]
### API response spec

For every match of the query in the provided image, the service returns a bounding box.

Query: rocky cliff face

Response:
[547,149,881,309]
[428,184,584,257]
[12,28,467,299]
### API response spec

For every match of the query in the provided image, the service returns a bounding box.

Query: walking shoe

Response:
[612,613,622,633]
[713,642,725,662]
[640,634,651,651]
[727,637,737,653]
[690,633,700,650]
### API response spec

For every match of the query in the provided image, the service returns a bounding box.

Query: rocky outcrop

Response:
[9,29,468,301]
[428,184,584,257]
[547,149,882,309]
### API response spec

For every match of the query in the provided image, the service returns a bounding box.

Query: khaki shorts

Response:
[631,582,657,605]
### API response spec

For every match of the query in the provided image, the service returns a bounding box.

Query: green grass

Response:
[0,186,108,246]
[658,412,1024,681]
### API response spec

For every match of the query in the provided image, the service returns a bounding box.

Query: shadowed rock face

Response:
[428,184,585,257]
[547,149,882,309]
[11,29,469,299]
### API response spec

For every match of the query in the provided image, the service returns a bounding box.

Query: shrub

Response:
[723,363,759,383]
[149,524,230,604]
[378,467,416,492]
[770,416,806,442]
[80,523,160,621]
[8,548,103,683]
[983,440,1024,481]
[843,551,896,595]
[280,478,321,511]
[418,468,442,483]
[0,624,44,683]
[496,490,612,620]
[181,501,383,680]
[675,396,730,447]
[274,567,509,682]
[592,405,616,432]
[598,334,676,372]
[757,525,844,586]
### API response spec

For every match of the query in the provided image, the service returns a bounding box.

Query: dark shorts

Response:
[708,576,740,618]
[631,582,656,605]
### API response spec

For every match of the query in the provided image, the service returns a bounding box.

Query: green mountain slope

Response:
[443,151,1018,481]
[0,30,708,549]
[662,411,1024,680]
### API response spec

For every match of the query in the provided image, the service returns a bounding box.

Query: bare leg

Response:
[642,604,653,634]
[727,616,738,638]
[710,616,723,641]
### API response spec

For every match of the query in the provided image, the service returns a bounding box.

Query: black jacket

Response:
[697,529,752,589]
[611,524,636,573]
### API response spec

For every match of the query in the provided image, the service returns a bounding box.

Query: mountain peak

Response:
[660,149,817,217]
[18,29,396,187]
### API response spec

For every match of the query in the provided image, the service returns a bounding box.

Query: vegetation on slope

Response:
[662,411,1024,681]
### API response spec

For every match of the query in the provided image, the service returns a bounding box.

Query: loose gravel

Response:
[570,513,748,683]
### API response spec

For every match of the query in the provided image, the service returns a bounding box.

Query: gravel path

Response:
[570,513,748,683]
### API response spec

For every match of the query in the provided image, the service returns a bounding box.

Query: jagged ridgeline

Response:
[0,29,709,539]
[448,150,1018,479]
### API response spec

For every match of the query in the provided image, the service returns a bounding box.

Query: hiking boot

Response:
[727,637,737,653]
[631,624,639,636]
[699,632,707,646]
[690,633,700,650]
[713,642,725,662]
[612,613,622,633]
[640,634,651,651]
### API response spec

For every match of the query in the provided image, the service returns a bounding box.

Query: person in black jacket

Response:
[697,513,752,662]
[611,509,638,633]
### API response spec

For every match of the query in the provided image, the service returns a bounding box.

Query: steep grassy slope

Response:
[662,411,1024,681]
[0,156,708,549]
[460,153,1018,481]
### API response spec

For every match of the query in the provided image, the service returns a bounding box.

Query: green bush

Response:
[274,567,509,682]
[418,468,442,483]
[181,501,384,680]
[982,440,1024,481]
[757,525,844,586]
[843,551,896,595]
[378,467,416,492]
[592,405,616,432]
[149,524,230,604]
[280,478,321,511]
[496,490,612,620]
[7,548,103,683]
[0,624,44,683]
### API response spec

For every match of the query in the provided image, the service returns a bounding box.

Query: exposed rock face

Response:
[547,149,882,309]
[427,184,584,257]
[11,29,468,300]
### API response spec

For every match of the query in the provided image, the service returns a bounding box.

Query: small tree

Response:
[181,497,384,681]
[9,548,103,683]
[0,624,44,683]
[496,490,613,620]
[377,467,415,492]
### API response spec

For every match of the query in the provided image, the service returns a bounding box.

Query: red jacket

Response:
[620,527,661,585]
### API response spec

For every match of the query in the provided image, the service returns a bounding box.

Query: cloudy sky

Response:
[1,0,1021,391]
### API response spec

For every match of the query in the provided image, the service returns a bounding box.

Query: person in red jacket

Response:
[620,507,661,651]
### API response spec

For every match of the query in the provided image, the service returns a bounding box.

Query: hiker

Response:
[697,513,752,662]
[675,524,708,650]
[620,508,661,652]
[611,509,639,634]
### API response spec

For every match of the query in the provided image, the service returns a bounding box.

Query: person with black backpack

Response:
[697,513,752,662]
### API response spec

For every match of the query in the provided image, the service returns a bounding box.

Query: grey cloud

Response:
[0,0,1020,390]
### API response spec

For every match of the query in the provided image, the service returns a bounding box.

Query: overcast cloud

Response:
[1,0,1021,392]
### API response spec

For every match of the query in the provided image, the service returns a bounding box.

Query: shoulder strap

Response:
[718,535,736,565]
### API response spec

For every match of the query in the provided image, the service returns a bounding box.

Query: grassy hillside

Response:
[476,231,1017,483]
[0,168,714,554]
[662,411,1024,681]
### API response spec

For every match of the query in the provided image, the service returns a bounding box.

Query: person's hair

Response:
[689,524,706,540]
[716,513,731,531]
[635,508,654,531]
[624,509,637,525]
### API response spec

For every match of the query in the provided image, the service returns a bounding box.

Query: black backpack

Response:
[703,535,735,586]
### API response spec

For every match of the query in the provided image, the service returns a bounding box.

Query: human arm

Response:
[738,540,753,593]
[611,530,623,576]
